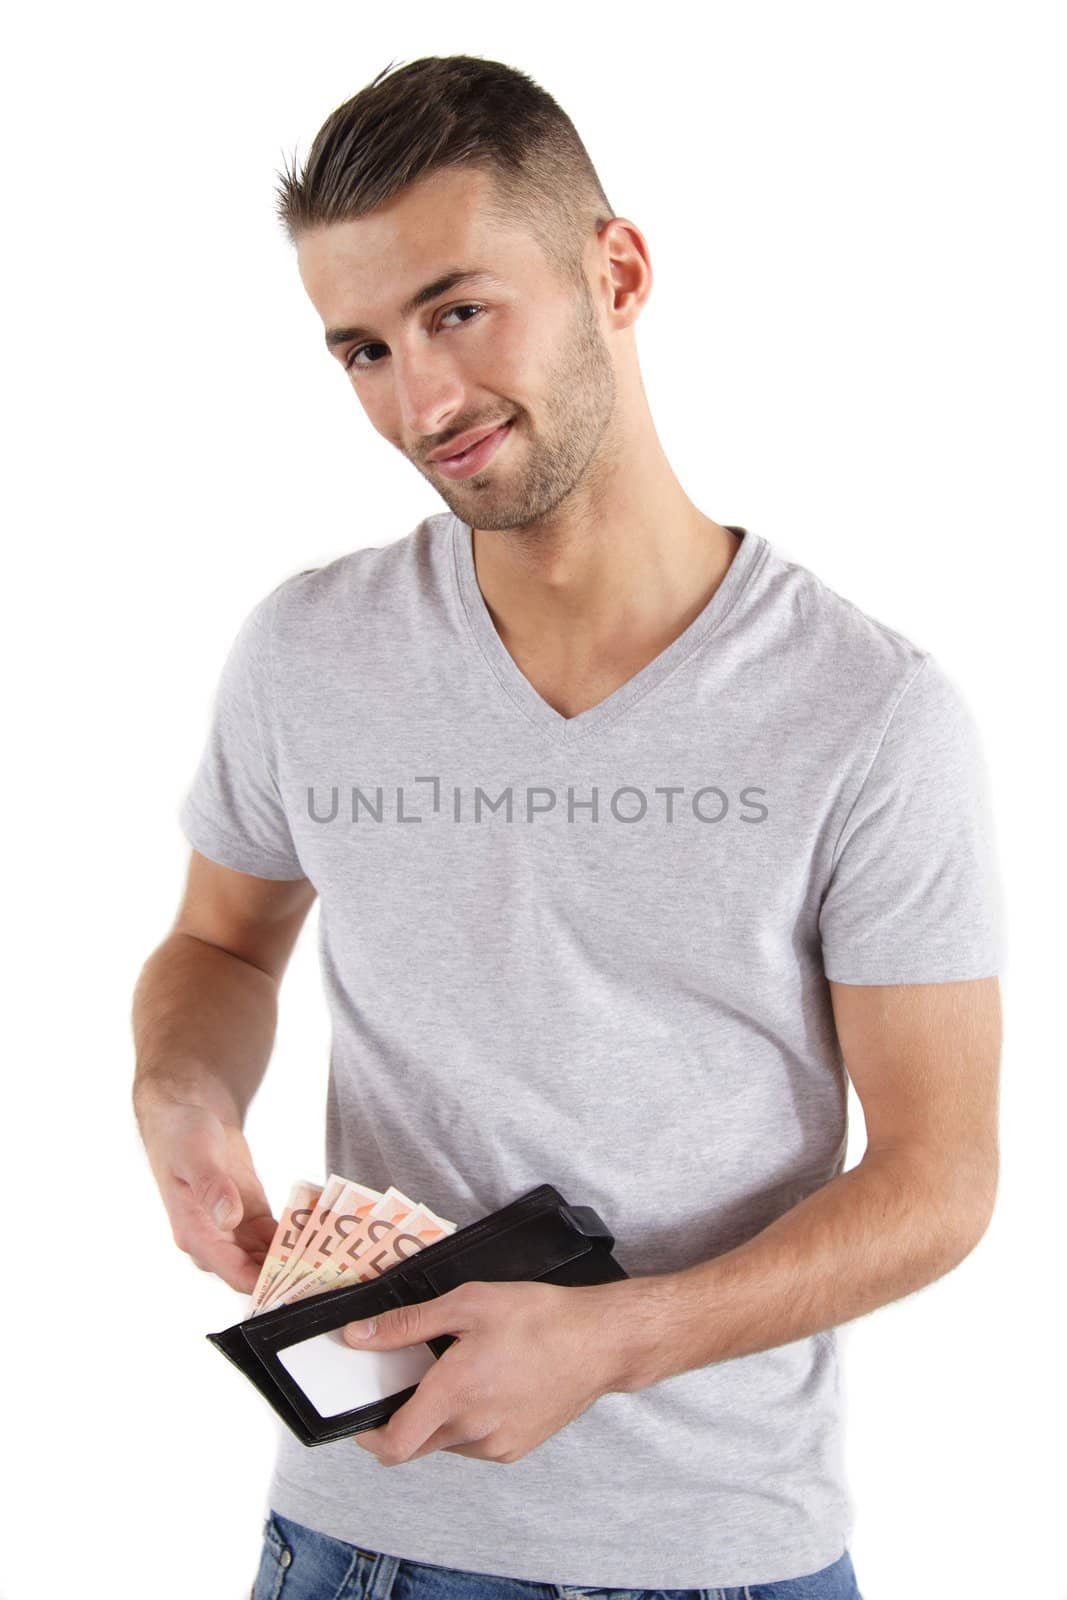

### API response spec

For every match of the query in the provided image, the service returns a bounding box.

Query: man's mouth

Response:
[432,419,515,480]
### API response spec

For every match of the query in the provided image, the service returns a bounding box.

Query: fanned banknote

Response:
[249,1175,456,1316]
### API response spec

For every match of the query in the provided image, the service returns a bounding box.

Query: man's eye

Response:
[344,303,486,371]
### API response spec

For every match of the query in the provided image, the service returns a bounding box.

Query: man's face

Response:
[296,165,618,531]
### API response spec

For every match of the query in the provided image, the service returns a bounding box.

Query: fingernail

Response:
[213,1197,235,1228]
[346,1319,376,1341]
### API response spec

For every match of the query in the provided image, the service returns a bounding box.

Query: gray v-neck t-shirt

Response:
[179,512,1004,1589]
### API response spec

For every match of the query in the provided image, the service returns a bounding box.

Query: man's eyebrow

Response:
[324,268,502,351]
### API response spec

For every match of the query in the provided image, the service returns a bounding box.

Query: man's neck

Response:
[468,511,742,721]
[471,510,739,648]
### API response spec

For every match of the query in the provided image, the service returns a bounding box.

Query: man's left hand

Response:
[342,1278,631,1465]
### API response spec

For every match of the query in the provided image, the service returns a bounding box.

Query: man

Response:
[131,54,1004,1600]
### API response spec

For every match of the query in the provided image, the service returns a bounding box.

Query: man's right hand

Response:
[140,1099,280,1294]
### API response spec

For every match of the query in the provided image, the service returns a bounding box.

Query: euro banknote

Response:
[249,1176,456,1316]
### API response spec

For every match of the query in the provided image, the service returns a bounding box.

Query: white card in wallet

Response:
[276,1326,437,1418]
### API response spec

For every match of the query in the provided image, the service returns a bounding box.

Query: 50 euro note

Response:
[249,1179,324,1312]
[250,1172,348,1314]
[262,1183,421,1309]
[254,1175,383,1314]
[275,1196,454,1305]
[274,1194,457,1307]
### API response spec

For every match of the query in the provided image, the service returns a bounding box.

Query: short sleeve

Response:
[818,654,1005,984]
[178,584,307,880]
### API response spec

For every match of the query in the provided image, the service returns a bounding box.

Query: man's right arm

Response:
[131,849,317,1291]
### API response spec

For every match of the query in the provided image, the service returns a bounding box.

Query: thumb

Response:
[342,1292,467,1348]
[178,1146,243,1232]
[204,1181,242,1231]
[188,1169,241,1230]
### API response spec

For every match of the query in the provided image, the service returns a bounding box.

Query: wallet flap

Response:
[415,1206,595,1293]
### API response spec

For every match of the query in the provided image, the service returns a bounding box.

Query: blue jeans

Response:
[253,1510,864,1599]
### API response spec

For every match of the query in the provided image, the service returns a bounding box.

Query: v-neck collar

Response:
[450,512,768,745]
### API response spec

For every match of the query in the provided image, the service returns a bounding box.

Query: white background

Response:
[2,4,1064,1597]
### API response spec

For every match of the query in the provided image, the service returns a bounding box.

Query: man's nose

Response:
[392,357,468,451]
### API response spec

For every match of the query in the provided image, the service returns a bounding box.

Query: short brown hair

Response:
[274,54,615,290]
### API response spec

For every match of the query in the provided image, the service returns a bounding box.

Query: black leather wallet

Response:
[206,1182,629,1446]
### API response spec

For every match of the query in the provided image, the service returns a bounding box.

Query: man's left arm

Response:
[610,975,1002,1394]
